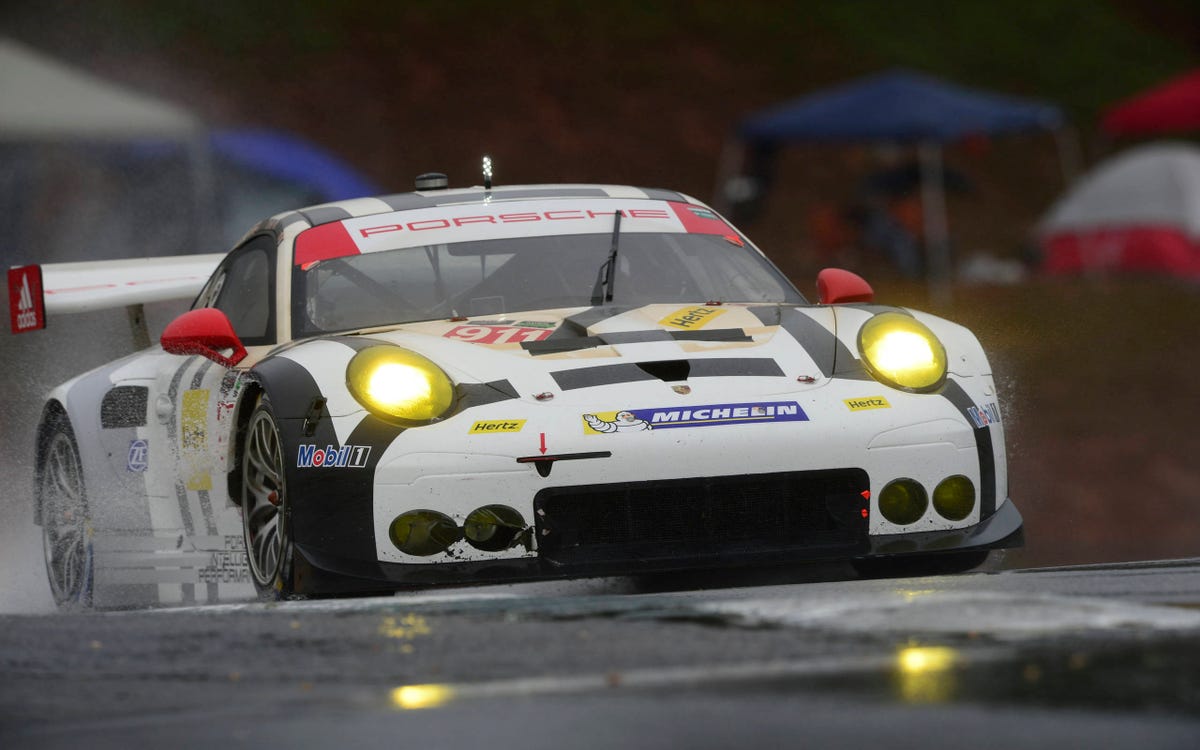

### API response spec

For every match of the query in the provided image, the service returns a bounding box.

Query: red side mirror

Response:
[160,308,248,367]
[816,268,874,304]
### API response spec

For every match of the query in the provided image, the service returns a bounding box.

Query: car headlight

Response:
[346,345,454,425]
[857,312,947,392]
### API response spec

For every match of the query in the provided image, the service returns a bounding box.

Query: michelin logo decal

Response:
[584,401,807,434]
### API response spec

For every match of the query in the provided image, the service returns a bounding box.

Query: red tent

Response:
[1102,69,1200,136]
[1038,143,1200,279]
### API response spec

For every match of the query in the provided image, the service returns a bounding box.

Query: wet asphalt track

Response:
[2,558,1199,749]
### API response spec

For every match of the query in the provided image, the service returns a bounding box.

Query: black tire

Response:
[37,410,93,610]
[241,395,296,600]
[851,549,990,579]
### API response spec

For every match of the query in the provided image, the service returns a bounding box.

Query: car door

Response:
[147,234,278,601]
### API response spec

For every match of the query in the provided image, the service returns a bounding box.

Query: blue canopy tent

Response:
[206,128,380,247]
[718,69,1070,296]
[210,128,378,203]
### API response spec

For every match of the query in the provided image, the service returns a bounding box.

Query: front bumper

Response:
[290,497,1023,592]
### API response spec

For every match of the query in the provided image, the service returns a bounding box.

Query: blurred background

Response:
[1,0,1198,583]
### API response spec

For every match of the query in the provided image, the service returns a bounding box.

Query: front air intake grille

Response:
[534,469,869,567]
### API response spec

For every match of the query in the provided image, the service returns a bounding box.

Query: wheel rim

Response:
[243,408,286,587]
[41,432,87,604]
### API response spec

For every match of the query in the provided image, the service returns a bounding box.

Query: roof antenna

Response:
[482,156,493,190]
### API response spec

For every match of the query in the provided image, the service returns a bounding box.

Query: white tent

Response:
[1041,142,1200,236]
[1039,142,1200,278]
[0,37,215,264]
[0,37,201,140]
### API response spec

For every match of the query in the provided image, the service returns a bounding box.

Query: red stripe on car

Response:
[294,222,361,268]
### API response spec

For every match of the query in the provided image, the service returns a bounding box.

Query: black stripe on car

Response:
[523,328,752,355]
[455,380,521,411]
[250,355,377,562]
[187,360,220,602]
[638,188,688,202]
[188,360,220,541]
[436,187,610,204]
[542,306,634,340]
[938,378,998,519]
[165,357,198,538]
[266,211,308,233]
[300,205,354,227]
[376,193,440,212]
[550,358,784,390]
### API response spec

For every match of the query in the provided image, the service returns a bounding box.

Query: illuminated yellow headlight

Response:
[858,312,947,392]
[346,346,454,425]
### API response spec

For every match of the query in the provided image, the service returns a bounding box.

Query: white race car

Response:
[9,175,1022,608]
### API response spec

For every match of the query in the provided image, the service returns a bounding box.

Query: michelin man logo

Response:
[583,411,652,433]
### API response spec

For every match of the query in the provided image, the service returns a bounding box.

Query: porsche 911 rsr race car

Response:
[8,178,1022,608]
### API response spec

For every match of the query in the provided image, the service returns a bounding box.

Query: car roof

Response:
[250,184,702,242]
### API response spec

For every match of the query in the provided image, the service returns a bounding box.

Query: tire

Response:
[851,549,990,579]
[241,396,296,600]
[37,411,93,610]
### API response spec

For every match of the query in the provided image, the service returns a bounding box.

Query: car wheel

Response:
[851,549,990,579]
[38,412,93,609]
[242,396,295,600]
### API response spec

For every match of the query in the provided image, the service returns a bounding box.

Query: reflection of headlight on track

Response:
[895,646,960,704]
[391,684,455,710]
[858,313,947,392]
[346,346,454,425]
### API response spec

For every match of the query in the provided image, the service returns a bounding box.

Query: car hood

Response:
[333,302,852,407]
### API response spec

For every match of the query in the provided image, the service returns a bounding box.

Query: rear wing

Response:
[8,254,224,339]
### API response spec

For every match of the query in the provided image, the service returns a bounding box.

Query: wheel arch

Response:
[34,399,73,525]
[226,379,265,508]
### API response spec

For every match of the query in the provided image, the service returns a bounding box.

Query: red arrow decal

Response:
[539,433,547,454]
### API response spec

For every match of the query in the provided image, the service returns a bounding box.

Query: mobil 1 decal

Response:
[297,443,372,468]
[583,400,807,435]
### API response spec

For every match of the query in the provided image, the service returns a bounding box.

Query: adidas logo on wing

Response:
[14,272,38,330]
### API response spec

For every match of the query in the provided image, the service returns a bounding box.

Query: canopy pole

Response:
[1052,124,1083,186]
[919,141,952,307]
[711,137,743,215]
[188,131,217,252]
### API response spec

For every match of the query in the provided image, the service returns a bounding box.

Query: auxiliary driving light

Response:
[464,505,527,552]
[858,312,947,393]
[878,479,928,526]
[346,346,454,426]
[389,510,462,556]
[933,475,976,521]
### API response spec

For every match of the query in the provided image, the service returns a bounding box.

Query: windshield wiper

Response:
[590,209,623,305]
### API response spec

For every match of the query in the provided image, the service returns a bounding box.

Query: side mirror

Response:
[816,268,874,304]
[160,308,248,367]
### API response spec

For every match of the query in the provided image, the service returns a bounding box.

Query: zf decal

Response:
[127,439,149,472]
[445,325,553,344]
[845,396,890,411]
[469,419,526,434]
[658,305,727,330]
[968,402,1001,428]
[297,444,372,468]
[584,401,807,434]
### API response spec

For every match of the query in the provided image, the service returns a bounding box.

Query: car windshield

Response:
[293,231,804,335]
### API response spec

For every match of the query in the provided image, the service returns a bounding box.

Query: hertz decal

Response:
[844,396,891,411]
[658,306,727,330]
[469,419,526,434]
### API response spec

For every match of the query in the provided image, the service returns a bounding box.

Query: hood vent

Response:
[636,360,690,382]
